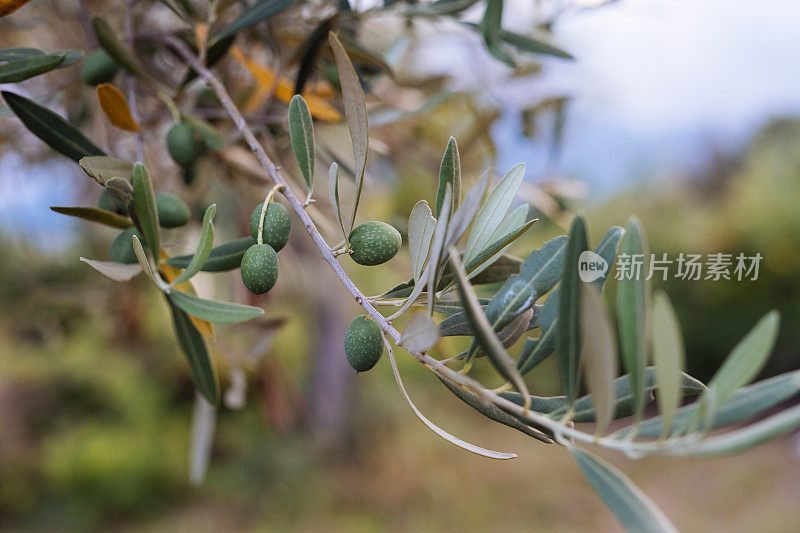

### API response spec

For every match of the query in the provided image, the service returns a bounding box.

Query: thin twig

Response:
[126,0,144,162]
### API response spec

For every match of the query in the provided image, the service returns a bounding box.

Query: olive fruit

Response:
[249,201,291,252]
[81,49,119,85]
[98,189,128,216]
[166,122,203,167]
[344,315,384,372]
[110,227,142,264]
[348,221,402,266]
[240,243,279,294]
[155,192,190,228]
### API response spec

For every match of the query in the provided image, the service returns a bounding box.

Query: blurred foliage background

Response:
[1,0,799,531]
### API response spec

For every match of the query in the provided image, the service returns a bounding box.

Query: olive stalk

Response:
[256,183,285,246]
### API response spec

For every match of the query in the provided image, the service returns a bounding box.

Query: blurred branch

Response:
[126,0,144,161]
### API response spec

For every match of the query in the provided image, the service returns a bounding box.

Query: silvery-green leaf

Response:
[569,446,678,533]
[557,215,588,407]
[464,163,525,265]
[440,305,540,337]
[167,237,252,272]
[435,137,461,218]
[651,291,685,438]
[132,162,160,261]
[702,310,780,416]
[104,177,134,204]
[517,324,556,375]
[80,156,133,185]
[50,206,132,229]
[132,234,161,287]
[438,375,553,443]
[468,253,522,285]
[168,290,264,324]
[614,370,800,439]
[213,0,292,42]
[0,52,65,83]
[580,282,618,435]
[399,312,441,352]
[685,404,800,457]
[616,216,649,422]
[0,48,44,61]
[450,249,529,398]
[408,200,436,283]
[444,169,490,250]
[591,225,624,291]
[166,299,219,404]
[467,203,529,279]
[329,32,368,233]
[387,343,517,459]
[189,392,216,486]
[93,16,153,84]
[80,257,141,281]
[170,204,216,287]
[288,95,315,195]
[426,186,452,315]
[328,162,346,240]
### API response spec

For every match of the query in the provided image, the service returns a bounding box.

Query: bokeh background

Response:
[1,0,800,531]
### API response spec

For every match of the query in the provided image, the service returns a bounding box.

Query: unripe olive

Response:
[348,221,402,266]
[110,227,142,264]
[240,243,279,294]
[155,192,190,228]
[98,189,128,216]
[81,49,119,85]
[344,315,384,372]
[166,122,203,167]
[249,201,291,252]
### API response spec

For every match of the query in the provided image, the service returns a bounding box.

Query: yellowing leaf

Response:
[229,46,341,121]
[0,0,31,17]
[160,250,215,341]
[96,83,141,132]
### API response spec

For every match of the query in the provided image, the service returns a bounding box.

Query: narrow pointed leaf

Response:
[0,52,65,83]
[93,16,152,83]
[329,32,368,232]
[440,305,540,337]
[408,200,437,283]
[328,162,346,240]
[444,169,490,250]
[464,163,525,265]
[616,216,649,422]
[288,94,315,195]
[580,283,618,435]
[166,298,219,404]
[50,206,132,228]
[80,257,141,281]
[131,234,160,287]
[170,204,216,287]
[213,0,292,41]
[651,291,685,438]
[96,83,141,132]
[569,446,678,533]
[167,237,252,272]
[79,156,133,185]
[426,186,451,315]
[468,204,531,279]
[132,162,160,261]
[169,290,263,324]
[499,29,574,60]
[399,312,440,352]
[0,48,43,61]
[591,225,625,291]
[435,137,461,218]
[2,91,104,161]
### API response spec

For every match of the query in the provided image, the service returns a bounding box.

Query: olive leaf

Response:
[463,23,574,60]
[439,304,540,337]
[0,51,65,83]
[79,257,142,282]
[463,162,525,266]
[166,298,220,405]
[569,445,678,533]
[93,16,153,84]
[408,200,436,283]
[132,162,161,262]
[169,204,216,287]
[480,0,516,68]
[435,137,461,218]
[104,177,134,204]
[580,282,618,436]
[467,203,531,280]
[131,234,162,287]
[0,47,44,61]
[1,91,105,161]
[450,248,529,399]
[557,214,588,408]
[399,312,441,353]
[387,342,517,460]
[50,206,132,228]
[288,94,315,197]
[96,83,141,132]
[443,169,490,250]
[426,186,452,315]
[79,156,133,185]
[328,162,346,240]
[167,237,252,272]
[616,216,649,423]
[329,31,368,233]
[651,291,686,438]
[168,290,264,324]
[213,0,292,42]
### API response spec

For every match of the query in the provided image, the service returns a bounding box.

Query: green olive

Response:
[344,315,384,372]
[155,192,190,228]
[109,227,142,264]
[166,122,203,167]
[249,201,291,252]
[349,221,402,266]
[240,243,279,294]
[98,189,128,216]
[81,49,119,85]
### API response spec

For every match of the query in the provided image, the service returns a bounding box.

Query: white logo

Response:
[578,250,608,283]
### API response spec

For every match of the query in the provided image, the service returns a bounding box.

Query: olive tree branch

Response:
[165,36,697,459]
